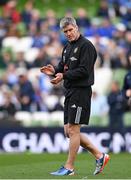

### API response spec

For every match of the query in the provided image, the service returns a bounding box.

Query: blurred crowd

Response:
[0,0,131,127]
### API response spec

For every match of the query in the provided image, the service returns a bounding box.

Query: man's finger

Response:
[50,79,58,84]
[47,64,52,67]
[51,78,57,82]
[40,67,46,71]
[51,81,57,84]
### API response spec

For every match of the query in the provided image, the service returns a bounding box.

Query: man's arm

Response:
[40,60,65,85]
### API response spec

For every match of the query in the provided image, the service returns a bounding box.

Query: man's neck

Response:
[70,33,81,43]
[75,33,80,41]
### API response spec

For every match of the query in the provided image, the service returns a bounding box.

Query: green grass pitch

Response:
[0,152,131,179]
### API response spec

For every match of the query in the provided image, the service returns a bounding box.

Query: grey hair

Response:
[60,17,77,29]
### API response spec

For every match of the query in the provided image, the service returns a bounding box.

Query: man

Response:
[108,81,125,129]
[40,17,110,176]
[107,81,126,145]
[17,68,36,112]
[123,70,131,111]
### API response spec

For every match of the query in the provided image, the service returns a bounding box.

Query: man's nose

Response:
[66,31,71,36]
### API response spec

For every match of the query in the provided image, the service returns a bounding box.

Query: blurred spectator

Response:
[91,90,109,117]
[4,63,18,87]
[127,53,131,69]
[38,73,53,96]
[125,31,131,56]
[50,97,64,112]
[95,35,111,68]
[107,81,126,129]
[84,19,99,37]
[15,51,32,69]
[0,20,6,48]
[64,8,73,17]
[114,23,126,45]
[2,0,21,24]
[0,85,9,108]
[31,31,46,49]
[16,68,36,112]
[97,18,116,38]
[38,73,54,111]
[97,0,110,17]
[76,8,90,29]
[28,22,37,37]
[121,2,131,30]
[40,20,49,35]
[0,49,13,69]
[108,0,120,17]
[30,9,42,29]
[0,91,17,118]
[0,84,19,119]
[33,49,50,67]
[110,46,128,69]
[6,22,21,37]
[45,9,59,31]
[21,0,33,27]
[43,31,62,61]
[122,55,131,111]
[108,0,131,19]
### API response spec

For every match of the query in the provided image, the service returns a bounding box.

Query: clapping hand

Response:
[40,64,55,76]
[50,73,63,85]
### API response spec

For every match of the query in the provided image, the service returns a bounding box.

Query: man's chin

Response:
[69,38,74,42]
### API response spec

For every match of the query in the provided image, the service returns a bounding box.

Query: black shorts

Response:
[64,87,92,125]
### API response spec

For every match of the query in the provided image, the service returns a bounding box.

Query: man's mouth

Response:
[68,36,73,40]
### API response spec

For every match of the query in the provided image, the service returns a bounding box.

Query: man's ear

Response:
[76,25,78,31]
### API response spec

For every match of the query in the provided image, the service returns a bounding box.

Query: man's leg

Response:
[50,124,79,176]
[64,124,110,175]
[64,124,102,159]
[79,132,110,175]
[80,133,103,159]
[64,124,81,170]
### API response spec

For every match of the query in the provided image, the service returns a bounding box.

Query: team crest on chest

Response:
[74,47,78,53]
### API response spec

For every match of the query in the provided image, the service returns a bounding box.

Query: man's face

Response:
[19,75,26,84]
[63,24,79,42]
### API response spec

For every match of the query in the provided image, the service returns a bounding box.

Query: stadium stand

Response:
[14,111,32,126]
[0,0,130,128]
[32,111,51,126]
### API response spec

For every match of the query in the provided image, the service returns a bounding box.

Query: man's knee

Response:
[68,124,80,137]
[64,124,80,138]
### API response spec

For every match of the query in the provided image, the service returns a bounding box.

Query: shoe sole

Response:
[50,171,75,176]
[69,172,75,176]
[100,154,110,173]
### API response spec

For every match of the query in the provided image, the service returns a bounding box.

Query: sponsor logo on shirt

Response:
[70,57,78,61]
[71,104,76,108]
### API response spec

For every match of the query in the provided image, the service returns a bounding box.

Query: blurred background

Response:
[0,0,131,153]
